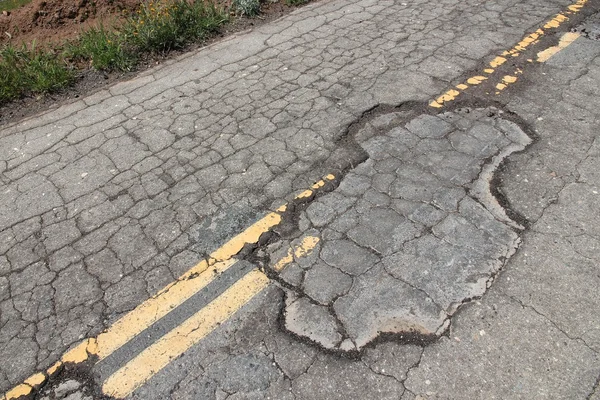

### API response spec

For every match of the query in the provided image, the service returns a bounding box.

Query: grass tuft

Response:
[0,43,73,103]
[66,25,136,71]
[0,0,228,104]
[123,0,228,54]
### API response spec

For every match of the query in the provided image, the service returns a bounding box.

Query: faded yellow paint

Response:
[312,180,326,189]
[537,32,581,62]
[489,56,507,68]
[102,269,271,398]
[544,13,569,29]
[272,236,320,271]
[294,236,320,259]
[296,176,334,199]
[505,32,542,55]
[62,339,92,363]
[568,3,584,11]
[209,213,282,265]
[24,373,46,388]
[47,361,62,376]
[273,249,294,271]
[502,75,518,84]
[86,337,99,356]
[466,76,487,85]
[296,189,314,199]
[432,89,460,107]
[428,0,588,109]
[4,384,32,400]
[429,89,460,108]
[443,89,460,99]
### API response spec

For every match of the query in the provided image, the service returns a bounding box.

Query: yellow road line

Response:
[102,236,320,398]
[272,236,321,271]
[3,176,333,400]
[4,385,31,400]
[537,32,581,62]
[84,176,333,360]
[492,31,581,95]
[93,258,238,360]
[429,0,588,108]
[493,69,523,94]
[102,269,272,398]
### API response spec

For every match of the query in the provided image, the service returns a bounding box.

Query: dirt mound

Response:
[0,0,142,46]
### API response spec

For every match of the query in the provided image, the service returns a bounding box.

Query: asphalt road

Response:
[1,0,600,398]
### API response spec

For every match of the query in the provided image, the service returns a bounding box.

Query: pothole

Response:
[265,105,533,353]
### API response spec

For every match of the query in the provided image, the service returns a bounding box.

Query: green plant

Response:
[232,0,260,16]
[0,0,32,12]
[0,0,228,105]
[123,0,228,54]
[67,24,136,71]
[0,43,73,103]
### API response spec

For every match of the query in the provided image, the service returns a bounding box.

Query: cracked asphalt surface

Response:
[1,0,600,398]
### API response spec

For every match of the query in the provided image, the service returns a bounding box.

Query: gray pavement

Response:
[1,0,600,398]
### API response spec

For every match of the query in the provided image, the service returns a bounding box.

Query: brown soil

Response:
[0,0,304,126]
[0,0,143,46]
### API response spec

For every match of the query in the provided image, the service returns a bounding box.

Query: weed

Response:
[0,0,228,103]
[232,0,260,16]
[67,25,136,71]
[124,0,228,54]
[0,43,73,103]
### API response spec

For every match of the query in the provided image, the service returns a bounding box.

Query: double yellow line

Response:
[3,175,334,400]
[2,0,592,397]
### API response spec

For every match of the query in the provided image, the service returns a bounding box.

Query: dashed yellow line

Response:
[537,32,581,62]
[102,237,320,398]
[493,69,523,94]
[429,0,588,108]
[3,385,31,400]
[2,175,334,400]
[492,30,581,94]
[296,174,335,199]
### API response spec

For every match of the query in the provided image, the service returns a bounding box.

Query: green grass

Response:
[0,0,32,12]
[0,43,73,103]
[66,25,136,71]
[123,0,228,54]
[0,0,229,104]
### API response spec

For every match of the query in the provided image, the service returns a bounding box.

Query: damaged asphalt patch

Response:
[260,105,533,352]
